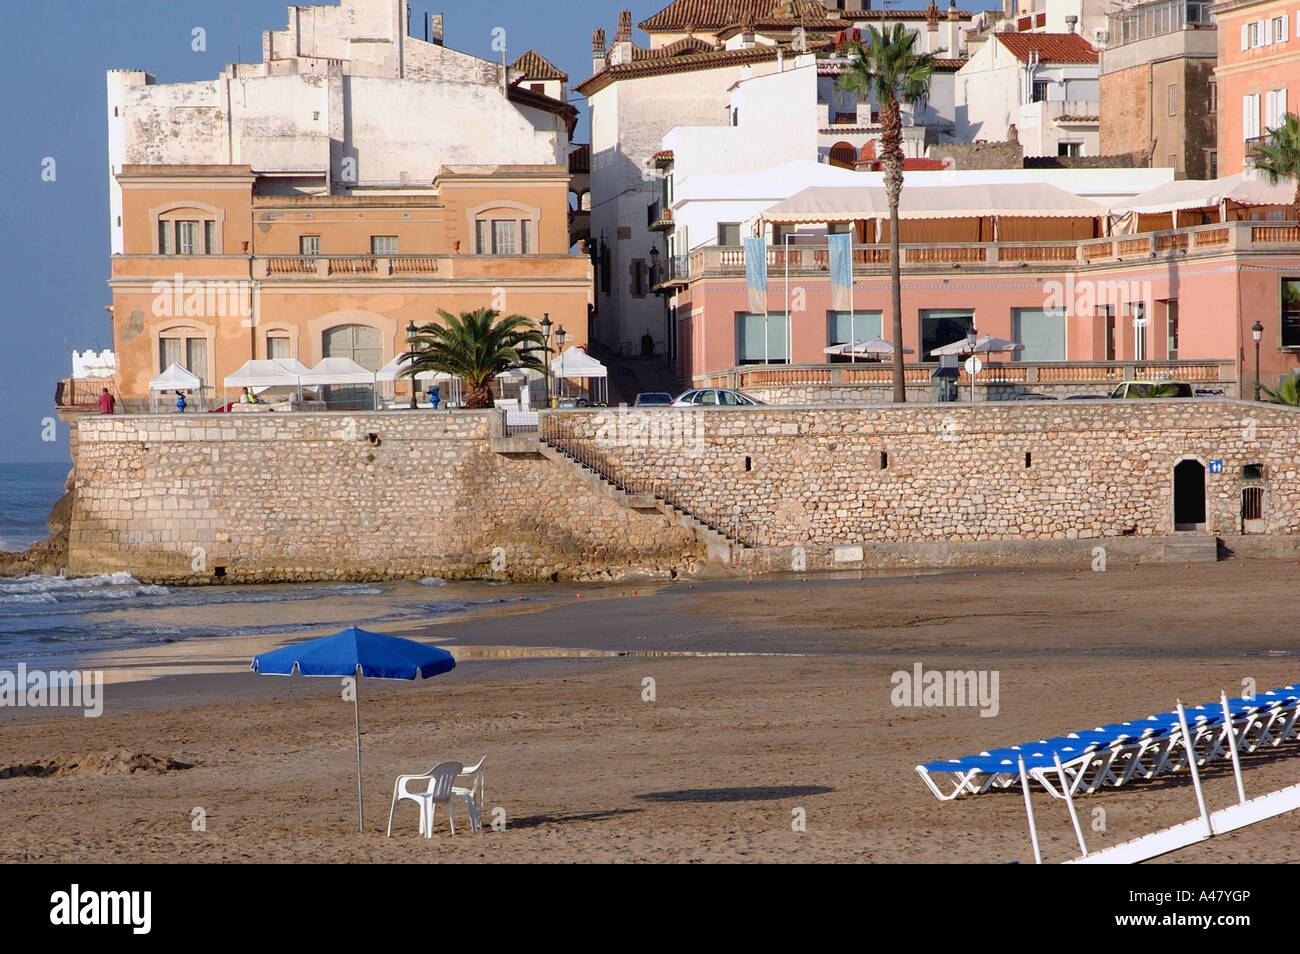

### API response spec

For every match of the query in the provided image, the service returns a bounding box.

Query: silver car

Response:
[670,388,765,407]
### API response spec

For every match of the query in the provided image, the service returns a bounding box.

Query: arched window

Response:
[151,202,225,255]
[829,142,858,170]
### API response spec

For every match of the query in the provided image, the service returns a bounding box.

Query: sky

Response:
[0,0,997,464]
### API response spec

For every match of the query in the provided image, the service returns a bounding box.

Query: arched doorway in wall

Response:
[1173,458,1206,531]
[829,142,858,169]
[322,324,382,409]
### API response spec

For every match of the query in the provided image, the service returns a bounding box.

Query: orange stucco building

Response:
[108,163,591,401]
[1212,0,1300,175]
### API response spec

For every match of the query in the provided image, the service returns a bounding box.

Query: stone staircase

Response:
[1162,534,1220,563]
[533,440,749,565]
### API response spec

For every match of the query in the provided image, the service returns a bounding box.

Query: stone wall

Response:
[548,401,1300,546]
[69,412,702,583]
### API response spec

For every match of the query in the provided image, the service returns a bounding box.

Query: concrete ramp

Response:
[1162,535,1219,563]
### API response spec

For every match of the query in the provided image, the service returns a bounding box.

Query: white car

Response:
[670,388,765,407]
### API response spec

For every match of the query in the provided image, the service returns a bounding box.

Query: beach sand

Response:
[1,560,1297,863]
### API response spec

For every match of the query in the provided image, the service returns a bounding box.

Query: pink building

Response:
[659,176,1300,398]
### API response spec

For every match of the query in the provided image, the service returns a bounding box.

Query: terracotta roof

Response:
[511,50,568,82]
[639,0,838,33]
[993,32,1099,64]
[820,56,967,74]
[1054,114,1100,123]
[576,39,833,95]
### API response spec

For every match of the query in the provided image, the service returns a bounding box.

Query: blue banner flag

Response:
[828,231,853,313]
[744,236,767,315]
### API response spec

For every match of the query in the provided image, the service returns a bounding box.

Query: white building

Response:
[106,0,577,254]
[955,32,1100,156]
[578,0,982,358]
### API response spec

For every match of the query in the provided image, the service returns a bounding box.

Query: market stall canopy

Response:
[757,183,1106,225]
[299,357,377,386]
[1112,172,1297,215]
[224,358,311,389]
[551,346,607,379]
[149,363,202,391]
[376,354,458,383]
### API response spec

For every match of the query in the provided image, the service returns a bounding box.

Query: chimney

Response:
[1065,14,1078,33]
[740,14,756,47]
[946,1,962,54]
[592,28,607,73]
[613,10,633,64]
[927,0,940,33]
[430,13,444,45]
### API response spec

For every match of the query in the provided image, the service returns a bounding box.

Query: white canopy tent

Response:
[300,358,379,410]
[551,347,608,405]
[375,355,464,407]
[149,363,211,413]
[1110,172,1297,232]
[222,358,310,410]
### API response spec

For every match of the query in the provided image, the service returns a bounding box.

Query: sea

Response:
[0,461,539,664]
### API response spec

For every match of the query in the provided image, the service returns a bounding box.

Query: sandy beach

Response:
[1,560,1298,863]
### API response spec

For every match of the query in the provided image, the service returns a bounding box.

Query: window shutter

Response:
[1242,23,1249,49]
[1284,15,1290,40]
[1265,17,1273,43]
[1245,95,1254,140]
[1281,87,1289,124]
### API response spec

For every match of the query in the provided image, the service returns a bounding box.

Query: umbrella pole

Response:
[354,673,363,833]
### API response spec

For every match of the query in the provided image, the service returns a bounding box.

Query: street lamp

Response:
[406,320,419,409]
[1252,321,1264,401]
[966,326,978,402]
[539,314,552,408]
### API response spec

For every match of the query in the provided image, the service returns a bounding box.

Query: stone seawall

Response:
[546,400,1300,547]
[69,411,703,583]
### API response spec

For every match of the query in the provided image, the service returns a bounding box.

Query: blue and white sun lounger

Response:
[916,684,1300,801]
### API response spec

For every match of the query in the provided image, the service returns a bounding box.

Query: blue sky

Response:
[0,0,995,463]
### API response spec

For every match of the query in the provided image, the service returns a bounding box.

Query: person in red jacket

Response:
[98,388,116,414]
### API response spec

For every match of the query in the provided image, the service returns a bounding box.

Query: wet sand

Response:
[1,561,1298,863]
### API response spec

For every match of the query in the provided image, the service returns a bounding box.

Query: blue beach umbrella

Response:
[251,627,456,832]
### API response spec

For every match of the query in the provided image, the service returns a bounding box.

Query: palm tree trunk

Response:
[883,96,906,403]
[465,382,495,409]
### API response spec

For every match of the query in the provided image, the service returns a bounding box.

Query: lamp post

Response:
[1252,320,1264,401]
[966,326,978,402]
[554,325,566,406]
[539,313,552,409]
[406,320,418,409]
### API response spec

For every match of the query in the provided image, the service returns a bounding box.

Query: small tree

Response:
[837,24,935,402]
[402,308,546,409]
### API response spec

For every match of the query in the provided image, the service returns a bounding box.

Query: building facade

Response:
[1211,0,1300,176]
[1100,0,1219,178]
[102,0,590,402]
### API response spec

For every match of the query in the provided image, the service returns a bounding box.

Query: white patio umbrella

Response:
[931,335,1026,357]
[823,338,915,359]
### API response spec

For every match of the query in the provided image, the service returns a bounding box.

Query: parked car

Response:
[670,388,765,407]
[1108,381,1193,399]
[1063,394,1108,400]
[1011,392,1057,401]
[633,391,674,407]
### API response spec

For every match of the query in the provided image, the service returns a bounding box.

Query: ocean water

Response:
[0,463,540,663]
[0,461,69,552]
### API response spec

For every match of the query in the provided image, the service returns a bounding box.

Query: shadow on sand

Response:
[635,785,833,803]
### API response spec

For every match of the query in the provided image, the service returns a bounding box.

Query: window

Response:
[1132,301,1148,361]
[370,235,398,255]
[300,235,320,256]
[1208,79,1217,115]
[1012,308,1067,361]
[492,220,517,256]
[159,332,208,383]
[176,221,201,255]
[1099,305,1116,361]
[827,310,883,360]
[1032,80,1049,103]
[266,335,291,360]
[1266,88,1288,130]
[1274,16,1287,42]
[1058,141,1082,157]
[1244,93,1261,140]
[1282,278,1300,347]
[158,221,174,255]
[1168,84,1178,116]
[521,220,532,255]
[717,223,741,246]
[1165,300,1179,359]
[736,311,790,364]
[205,221,217,255]
[157,214,218,255]
[919,309,973,360]
[630,259,647,298]
[1207,149,1218,178]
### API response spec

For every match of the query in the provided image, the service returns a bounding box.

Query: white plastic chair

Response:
[387,761,463,837]
[452,757,486,832]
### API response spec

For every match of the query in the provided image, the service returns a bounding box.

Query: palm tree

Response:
[1251,112,1300,212]
[402,308,547,409]
[1260,374,1300,406]
[837,24,935,403]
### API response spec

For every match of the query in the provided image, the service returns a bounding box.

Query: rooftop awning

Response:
[758,183,1106,224]
[1112,172,1297,214]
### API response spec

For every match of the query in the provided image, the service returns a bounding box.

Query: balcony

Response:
[653,221,1300,289]
[647,201,674,232]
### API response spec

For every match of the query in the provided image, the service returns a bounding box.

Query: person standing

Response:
[98,387,116,415]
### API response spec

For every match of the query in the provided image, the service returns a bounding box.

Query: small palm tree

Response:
[1261,374,1300,406]
[838,24,935,403]
[1252,112,1300,211]
[402,308,546,409]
